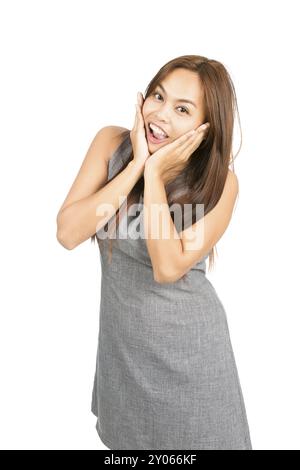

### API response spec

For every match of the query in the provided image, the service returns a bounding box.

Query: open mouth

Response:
[147,123,169,143]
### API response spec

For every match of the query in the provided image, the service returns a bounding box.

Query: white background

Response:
[0,0,299,450]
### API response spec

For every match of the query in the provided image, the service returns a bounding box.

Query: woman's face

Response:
[142,68,206,153]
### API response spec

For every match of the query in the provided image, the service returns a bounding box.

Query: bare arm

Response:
[56,127,144,249]
[143,166,238,283]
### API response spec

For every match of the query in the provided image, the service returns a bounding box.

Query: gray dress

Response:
[91,133,252,450]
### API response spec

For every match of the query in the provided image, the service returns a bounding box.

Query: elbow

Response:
[56,229,76,250]
[56,211,77,250]
[153,266,180,284]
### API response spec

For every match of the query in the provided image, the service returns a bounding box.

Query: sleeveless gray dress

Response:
[91,133,252,450]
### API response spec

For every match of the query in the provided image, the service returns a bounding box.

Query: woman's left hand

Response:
[145,123,210,185]
[134,90,210,185]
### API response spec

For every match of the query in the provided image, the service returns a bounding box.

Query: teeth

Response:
[149,123,167,137]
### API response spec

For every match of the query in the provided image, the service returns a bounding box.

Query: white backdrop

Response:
[0,0,299,450]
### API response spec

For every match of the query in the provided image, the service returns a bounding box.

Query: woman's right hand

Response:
[130,92,150,169]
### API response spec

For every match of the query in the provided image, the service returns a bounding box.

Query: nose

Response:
[153,111,169,125]
[153,100,172,120]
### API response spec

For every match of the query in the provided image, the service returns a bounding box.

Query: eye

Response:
[177,105,189,114]
[153,92,189,114]
[153,92,163,102]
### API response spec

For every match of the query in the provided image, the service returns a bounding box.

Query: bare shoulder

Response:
[227,168,239,194]
[56,125,129,221]
[105,125,130,163]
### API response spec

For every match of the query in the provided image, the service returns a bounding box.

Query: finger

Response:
[184,123,210,146]
[168,130,199,157]
[172,124,209,158]
[190,123,209,142]
[169,129,197,149]
[137,91,144,106]
[193,123,210,145]
[197,122,210,134]
[136,103,146,130]
[135,102,141,119]
[187,123,209,139]
[133,105,138,130]
[183,129,208,154]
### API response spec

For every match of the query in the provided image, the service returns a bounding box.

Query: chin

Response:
[147,145,154,155]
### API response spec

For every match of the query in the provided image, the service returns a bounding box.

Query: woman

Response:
[56,55,253,450]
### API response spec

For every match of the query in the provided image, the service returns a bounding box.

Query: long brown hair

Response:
[91,54,241,281]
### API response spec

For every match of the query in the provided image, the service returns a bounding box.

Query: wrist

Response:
[144,160,163,181]
[128,159,145,176]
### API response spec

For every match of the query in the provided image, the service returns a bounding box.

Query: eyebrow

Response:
[156,83,197,108]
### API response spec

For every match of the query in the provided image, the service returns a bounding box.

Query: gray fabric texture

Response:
[91,133,252,450]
